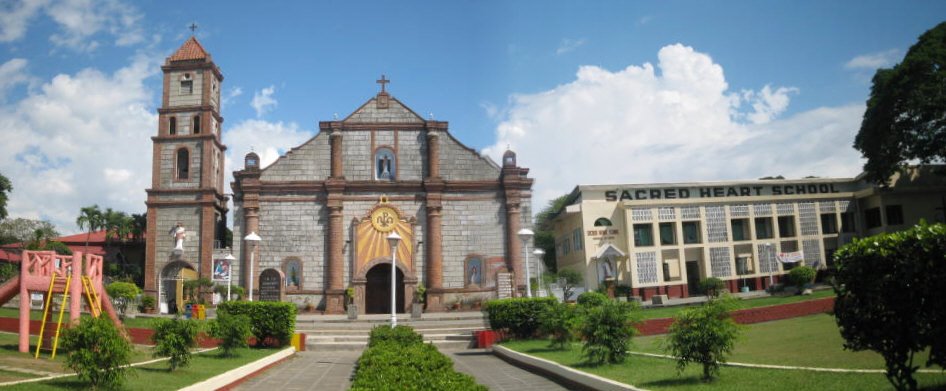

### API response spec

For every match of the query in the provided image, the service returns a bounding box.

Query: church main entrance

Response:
[365,264,404,314]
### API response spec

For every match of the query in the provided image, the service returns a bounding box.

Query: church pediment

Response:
[343,94,425,124]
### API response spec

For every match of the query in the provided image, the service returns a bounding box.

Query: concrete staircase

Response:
[297,312,489,351]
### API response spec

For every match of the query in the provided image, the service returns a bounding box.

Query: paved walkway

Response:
[446,349,570,391]
[234,350,360,391]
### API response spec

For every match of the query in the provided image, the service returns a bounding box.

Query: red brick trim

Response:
[636,296,835,336]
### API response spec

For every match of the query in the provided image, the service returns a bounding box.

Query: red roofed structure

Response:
[167,36,210,62]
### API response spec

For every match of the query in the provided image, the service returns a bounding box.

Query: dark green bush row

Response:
[350,326,486,391]
[482,297,556,338]
[217,301,296,347]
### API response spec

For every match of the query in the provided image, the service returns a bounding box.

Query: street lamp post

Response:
[224,253,236,302]
[533,248,545,297]
[244,232,261,301]
[517,228,534,298]
[387,231,402,328]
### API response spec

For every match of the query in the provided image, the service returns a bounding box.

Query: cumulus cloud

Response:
[845,49,900,70]
[0,0,142,52]
[0,58,33,101]
[0,0,48,42]
[483,43,864,209]
[251,85,277,117]
[0,52,160,233]
[221,86,243,110]
[556,38,586,55]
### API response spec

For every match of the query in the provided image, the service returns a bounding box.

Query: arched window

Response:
[594,218,613,227]
[282,258,303,290]
[192,115,200,134]
[374,147,396,180]
[169,117,177,135]
[176,148,189,179]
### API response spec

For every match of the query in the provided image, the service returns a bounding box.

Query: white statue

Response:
[170,223,186,252]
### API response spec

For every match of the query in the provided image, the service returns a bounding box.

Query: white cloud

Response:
[845,49,900,70]
[0,0,142,52]
[0,0,48,42]
[0,52,160,233]
[250,85,277,118]
[0,58,32,101]
[556,38,586,55]
[221,86,243,110]
[483,43,864,210]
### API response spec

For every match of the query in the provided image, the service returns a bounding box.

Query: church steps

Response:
[299,327,485,335]
[306,339,474,352]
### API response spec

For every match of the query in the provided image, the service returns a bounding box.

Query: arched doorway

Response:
[365,264,404,314]
[159,262,196,314]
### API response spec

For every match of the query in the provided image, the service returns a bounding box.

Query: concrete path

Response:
[233,350,360,391]
[446,349,570,391]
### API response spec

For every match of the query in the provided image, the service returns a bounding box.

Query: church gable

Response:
[259,132,331,181]
[343,96,424,124]
[439,133,501,181]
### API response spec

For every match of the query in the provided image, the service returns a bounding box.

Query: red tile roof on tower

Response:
[168,36,209,62]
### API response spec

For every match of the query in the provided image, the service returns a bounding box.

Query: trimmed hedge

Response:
[350,326,486,391]
[483,297,556,339]
[217,301,296,347]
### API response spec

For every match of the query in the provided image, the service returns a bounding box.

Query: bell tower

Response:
[144,37,228,308]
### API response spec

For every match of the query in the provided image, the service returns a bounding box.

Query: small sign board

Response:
[496,272,514,299]
[259,268,284,302]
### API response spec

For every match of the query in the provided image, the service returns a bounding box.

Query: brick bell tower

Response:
[144,37,228,309]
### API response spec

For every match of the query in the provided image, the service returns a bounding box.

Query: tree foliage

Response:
[207,312,251,357]
[854,22,946,183]
[579,300,639,365]
[556,269,583,302]
[0,172,10,221]
[539,301,579,349]
[0,218,59,245]
[833,222,946,390]
[665,297,740,381]
[151,317,201,371]
[106,281,141,319]
[533,194,570,272]
[60,316,132,389]
[787,265,816,292]
[699,277,726,298]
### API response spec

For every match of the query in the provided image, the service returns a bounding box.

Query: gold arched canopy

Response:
[354,203,414,275]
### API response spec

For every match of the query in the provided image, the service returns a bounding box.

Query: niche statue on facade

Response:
[169,223,186,254]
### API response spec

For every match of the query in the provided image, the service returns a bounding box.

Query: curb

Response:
[493,345,644,391]
[179,347,295,391]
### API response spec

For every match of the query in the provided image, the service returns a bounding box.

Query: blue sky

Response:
[1,0,944,233]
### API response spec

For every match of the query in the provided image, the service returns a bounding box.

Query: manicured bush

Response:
[576,291,609,307]
[151,317,200,371]
[207,311,252,357]
[483,297,556,339]
[834,222,946,391]
[579,300,640,365]
[106,281,141,319]
[139,294,156,312]
[665,297,741,381]
[60,316,132,389]
[539,301,579,349]
[699,277,726,298]
[788,265,816,292]
[350,326,486,391]
[217,301,297,346]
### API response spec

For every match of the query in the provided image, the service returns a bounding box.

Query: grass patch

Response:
[0,369,38,382]
[0,307,205,330]
[639,289,835,320]
[0,332,153,373]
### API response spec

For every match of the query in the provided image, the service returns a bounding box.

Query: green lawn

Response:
[638,289,835,320]
[502,314,946,390]
[0,307,205,330]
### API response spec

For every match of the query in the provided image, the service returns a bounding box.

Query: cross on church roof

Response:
[189,23,198,34]
[376,75,389,94]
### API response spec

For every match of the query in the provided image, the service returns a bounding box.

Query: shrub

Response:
[151,317,200,371]
[207,312,251,357]
[0,262,16,282]
[483,297,556,339]
[833,222,946,391]
[699,277,726,298]
[539,302,578,349]
[788,265,816,292]
[576,291,609,307]
[183,277,214,304]
[665,297,740,381]
[60,316,132,389]
[350,326,486,391]
[106,281,141,320]
[139,295,156,312]
[579,300,639,365]
[217,301,296,346]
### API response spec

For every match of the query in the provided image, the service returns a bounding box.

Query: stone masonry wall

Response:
[260,133,331,181]
[439,134,500,181]
[154,206,201,281]
[158,140,202,189]
[168,70,203,108]
[342,131,372,180]
[441,194,507,289]
[257,200,326,291]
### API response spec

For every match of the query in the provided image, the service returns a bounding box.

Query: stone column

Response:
[506,202,524,291]
[325,202,345,314]
[425,203,444,311]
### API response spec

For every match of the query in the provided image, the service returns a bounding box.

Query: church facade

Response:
[146,38,534,314]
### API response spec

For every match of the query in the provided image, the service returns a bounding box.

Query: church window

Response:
[169,117,176,135]
[192,115,201,134]
[282,258,303,290]
[180,73,193,94]
[594,218,612,227]
[176,148,189,179]
[374,147,396,180]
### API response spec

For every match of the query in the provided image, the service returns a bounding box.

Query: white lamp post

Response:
[244,232,261,301]
[224,253,236,302]
[533,248,545,297]
[517,228,534,298]
[387,231,402,328]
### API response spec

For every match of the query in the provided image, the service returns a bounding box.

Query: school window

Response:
[633,224,654,247]
[820,213,838,234]
[682,221,701,244]
[659,222,676,245]
[573,228,582,251]
[731,219,750,241]
[840,212,856,233]
[754,217,773,239]
[594,217,612,227]
[777,216,796,237]
[885,205,904,225]
[865,208,882,229]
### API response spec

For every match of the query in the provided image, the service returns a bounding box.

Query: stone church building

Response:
[145,38,534,314]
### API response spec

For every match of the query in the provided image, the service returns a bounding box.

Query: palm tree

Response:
[131,213,147,242]
[76,205,104,254]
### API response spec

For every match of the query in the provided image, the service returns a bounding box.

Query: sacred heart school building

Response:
[144,37,534,314]
[552,166,946,300]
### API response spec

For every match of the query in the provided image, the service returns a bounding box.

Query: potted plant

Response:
[345,287,357,319]
[411,283,425,319]
[139,295,157,314]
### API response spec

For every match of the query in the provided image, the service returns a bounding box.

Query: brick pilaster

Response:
[325,201,345,314]
[506,203,523,290]
[330,131,343,178]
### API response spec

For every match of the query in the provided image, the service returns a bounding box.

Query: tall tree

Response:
[0,172,11,221]
[533,194,571,273]
[130,213,147,242]
[0,218,59,245]
[76,205,104,253]
[854,22,946,184]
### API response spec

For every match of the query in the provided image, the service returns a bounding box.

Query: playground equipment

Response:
[0,250,123,357]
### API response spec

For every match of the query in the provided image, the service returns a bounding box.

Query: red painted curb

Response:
[636,297,835,336]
